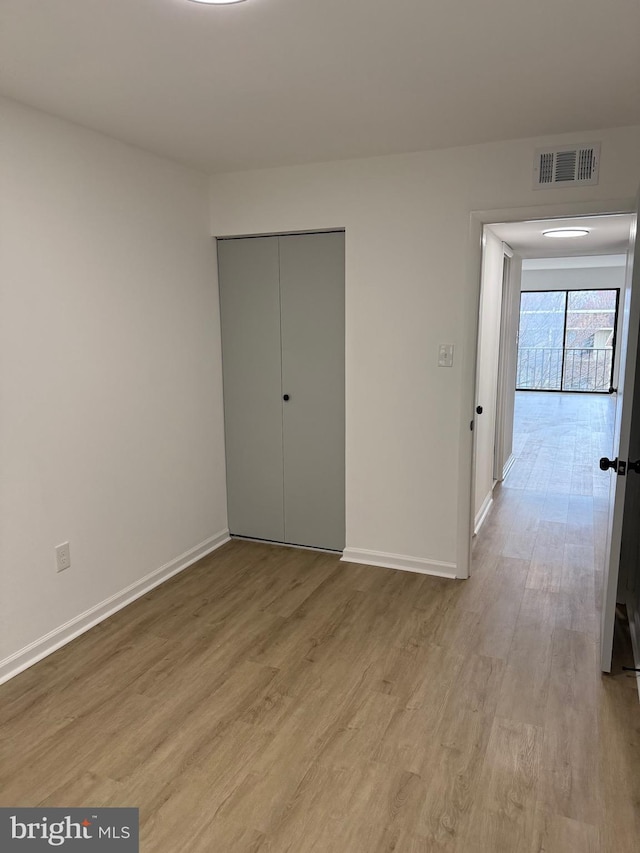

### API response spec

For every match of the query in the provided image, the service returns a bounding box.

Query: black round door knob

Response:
[283,394,290,401]
[476,405,483,415]
[599,457,618,471]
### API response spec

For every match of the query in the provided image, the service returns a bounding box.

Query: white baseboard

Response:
[341,548,457,579]
[502,453,516,481]
[0,529,230,686]
[474,493,494,535]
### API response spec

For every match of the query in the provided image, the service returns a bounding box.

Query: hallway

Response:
[475,390,615,591]
[472,390,639,851]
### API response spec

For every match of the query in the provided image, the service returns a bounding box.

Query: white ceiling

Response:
[1,0,639,173]
[489,214,635,259]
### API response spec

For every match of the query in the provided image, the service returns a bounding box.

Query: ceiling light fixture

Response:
[542,228,590,239]
[187,0,248,5]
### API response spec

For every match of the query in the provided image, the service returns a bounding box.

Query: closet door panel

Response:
[217,237,284,541]
[279,232,345,550]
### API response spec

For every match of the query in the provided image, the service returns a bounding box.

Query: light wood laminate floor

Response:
[1,392,639,851]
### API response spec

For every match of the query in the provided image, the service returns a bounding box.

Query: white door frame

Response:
[457,197,637,579]
[472,233,515,536]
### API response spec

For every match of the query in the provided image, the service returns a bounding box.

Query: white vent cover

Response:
[533,143,600,189]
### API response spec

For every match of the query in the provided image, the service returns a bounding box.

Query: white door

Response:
[600,201,639,672]
[493,249,521,483]
[473,228,505,532]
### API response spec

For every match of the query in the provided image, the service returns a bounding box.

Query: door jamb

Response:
[457,198,636,579]
[493,244,517,483]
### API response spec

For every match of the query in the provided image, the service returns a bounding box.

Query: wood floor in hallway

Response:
[1,392,639,852]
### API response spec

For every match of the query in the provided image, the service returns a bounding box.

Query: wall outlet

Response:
[56,542,71,573]
[438,343,454,367]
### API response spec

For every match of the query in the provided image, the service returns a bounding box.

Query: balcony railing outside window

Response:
[516,346,613,392]
[516,289,618,394]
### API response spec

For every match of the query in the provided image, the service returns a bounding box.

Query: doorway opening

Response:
[470,211,636,673]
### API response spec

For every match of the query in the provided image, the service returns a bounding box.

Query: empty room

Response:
[1,1,639,851]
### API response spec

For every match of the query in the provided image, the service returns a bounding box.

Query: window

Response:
[516,289,619,393]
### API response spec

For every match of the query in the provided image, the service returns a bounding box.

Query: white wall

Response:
[521,261,626,292]
[0,98,228,676]
[209,124,640,577]
[473,229,504,529]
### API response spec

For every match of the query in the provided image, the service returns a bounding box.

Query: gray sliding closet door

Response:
[279,232,345,550]
[217,237,285,542]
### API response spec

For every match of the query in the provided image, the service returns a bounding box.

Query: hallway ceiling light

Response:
[542,228,590,239]
[186,1,248,4]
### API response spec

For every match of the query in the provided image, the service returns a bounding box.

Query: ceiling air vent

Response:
[533,143,600,189]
